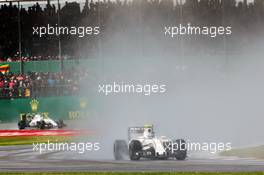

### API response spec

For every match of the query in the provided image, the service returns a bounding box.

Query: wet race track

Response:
[0,122,264,172]
[0,145,264,172]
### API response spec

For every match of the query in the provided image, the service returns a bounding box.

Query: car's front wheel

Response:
[129,140,142,161]
[18,120,26,130]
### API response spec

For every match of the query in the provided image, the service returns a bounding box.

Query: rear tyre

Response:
[37,120,46,130]
[56,119,65,128]
[174,139,187,160]
[113,140,128,160]
[129,140,142,161]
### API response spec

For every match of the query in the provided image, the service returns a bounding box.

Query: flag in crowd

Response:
[0,64,9,74]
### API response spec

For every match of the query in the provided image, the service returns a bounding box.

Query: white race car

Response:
[114,125,187,161]
[18,113,66,130]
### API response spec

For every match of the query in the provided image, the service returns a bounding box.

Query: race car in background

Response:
[113,124,187,161]
[18,113,66,130]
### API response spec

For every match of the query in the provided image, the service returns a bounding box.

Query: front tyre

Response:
[174,139,187,160]
[113,140,128,160]
[129,140,142,161]
[18,120,26,130]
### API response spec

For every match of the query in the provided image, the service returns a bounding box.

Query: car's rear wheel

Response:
[56,119,65,128]
[174,139,187,160]
[113,140,128,160]
[37,120,46,129]
[129,140,142,161]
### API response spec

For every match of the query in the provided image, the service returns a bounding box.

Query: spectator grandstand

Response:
[0,0,263,60]
[0,0,263,99]
[0,68,88,98]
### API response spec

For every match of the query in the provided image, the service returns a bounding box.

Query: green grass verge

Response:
[220,145,264,159]
[0,136,72,146]
[0,173,263,175]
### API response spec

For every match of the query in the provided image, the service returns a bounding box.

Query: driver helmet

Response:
[143,125,154,138]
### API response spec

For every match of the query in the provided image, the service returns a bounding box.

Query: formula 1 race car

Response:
[18,113,66,130]
[113,125,187,161]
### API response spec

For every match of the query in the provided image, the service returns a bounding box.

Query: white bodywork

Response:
[130,126,173,156]
[29,114,58,127]
[113,125,186,161]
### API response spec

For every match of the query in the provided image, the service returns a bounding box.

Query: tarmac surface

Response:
[0,122,263,172]
[0,145,264,172]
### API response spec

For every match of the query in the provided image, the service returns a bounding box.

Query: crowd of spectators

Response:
[0,54,72,62]
[0,0,263,61]
[0,73,31,98]
[0,69,88,98]
[0,55,61,62]
[0,0,263,98]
